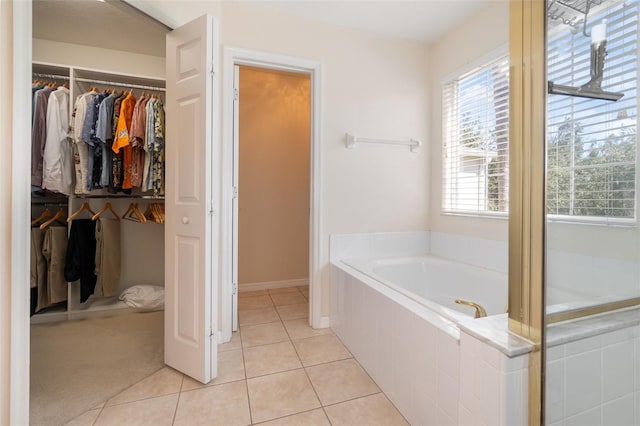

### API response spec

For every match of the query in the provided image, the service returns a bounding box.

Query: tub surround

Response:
[458,314,533,357]
[546,319,640,426]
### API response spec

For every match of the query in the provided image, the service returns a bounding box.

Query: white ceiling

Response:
[256,0,496,43]
[33,0,497,57]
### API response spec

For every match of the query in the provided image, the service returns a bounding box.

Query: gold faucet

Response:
[455,299,488,318]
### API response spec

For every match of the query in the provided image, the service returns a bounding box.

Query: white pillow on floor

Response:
[119,285,164,310]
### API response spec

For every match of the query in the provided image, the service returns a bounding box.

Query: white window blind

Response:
[442,55,510,214]
[547,1,638,221]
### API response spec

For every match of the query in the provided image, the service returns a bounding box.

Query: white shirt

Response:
[42,87,72,195]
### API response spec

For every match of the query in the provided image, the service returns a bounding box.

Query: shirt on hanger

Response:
[42,86,72,195]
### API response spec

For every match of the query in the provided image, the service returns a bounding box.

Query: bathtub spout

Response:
[455,299,488,319]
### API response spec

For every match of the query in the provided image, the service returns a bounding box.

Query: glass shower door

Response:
[545,0,640,424]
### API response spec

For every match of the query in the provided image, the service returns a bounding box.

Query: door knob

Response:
[182,217,189,224]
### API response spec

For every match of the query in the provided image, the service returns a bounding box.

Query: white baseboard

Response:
[239,278,308,292]
[318,316,330,328]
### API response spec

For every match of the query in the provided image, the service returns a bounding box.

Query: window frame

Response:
[441,47,510,218]
[546,0,639,226]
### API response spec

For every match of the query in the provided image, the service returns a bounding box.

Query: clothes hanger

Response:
[31,208,52,226]
[39,209,67,230]
[133,203,147,223]
[143,203,159,223]
[67,202,96,222]
[91,202,120,221]
[123,202,146,223]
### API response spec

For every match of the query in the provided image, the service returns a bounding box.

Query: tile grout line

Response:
[240,322,255,426]
[170,375,185,426]
[282,312,332,424]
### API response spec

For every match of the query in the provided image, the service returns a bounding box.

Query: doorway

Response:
[234,65,311,328]
[221,48,323,340]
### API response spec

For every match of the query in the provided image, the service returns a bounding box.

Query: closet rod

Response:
[30,202,69,207]
[72,195,165,200]
[74,77,166,92]
[32,73,70,81]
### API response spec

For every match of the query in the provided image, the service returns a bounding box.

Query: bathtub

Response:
[330,253,526,425]
[343,255,508,324]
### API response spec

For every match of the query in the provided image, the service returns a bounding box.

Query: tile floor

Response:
[65,286,408,426]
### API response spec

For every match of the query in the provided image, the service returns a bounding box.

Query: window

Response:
[547,2,638,221]
[442,55,510,214]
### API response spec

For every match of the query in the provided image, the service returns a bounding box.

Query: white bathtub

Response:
[330,256,526,425]
[343,255,508,324]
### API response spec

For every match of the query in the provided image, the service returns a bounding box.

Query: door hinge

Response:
[233,87,239,101]
[233,186,238,199]
[232,281,238,295]
[210,62,216,77]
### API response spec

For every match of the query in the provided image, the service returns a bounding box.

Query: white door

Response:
[232,65,240,331]
[165,14,217,384]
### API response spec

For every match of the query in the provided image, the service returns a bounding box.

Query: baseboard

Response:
[318,316,330,328]
[239,278,308,292]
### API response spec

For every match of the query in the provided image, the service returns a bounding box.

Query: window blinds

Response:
[547,1,638,221]
[442,55,510,214]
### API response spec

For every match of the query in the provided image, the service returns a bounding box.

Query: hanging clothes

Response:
[42,226,68,304]
[113,92,137,190]
[31,85,56,187]
[31,227,48,312]
[42,86,72,195]
[129,94,149,188]
[64,219,97,303]
[96,93,118,188]
[93,218,121,297]
[71,91,97,194]
[152,98,166,196]
[110,93,126,193]
[142,97,156,192]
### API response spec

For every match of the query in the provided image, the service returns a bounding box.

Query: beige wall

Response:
[429,1,510,242]
[238,66,310,285]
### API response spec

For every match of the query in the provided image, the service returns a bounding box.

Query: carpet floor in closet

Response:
[30,310,164,426]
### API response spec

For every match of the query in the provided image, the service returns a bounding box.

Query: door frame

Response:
[5,0,32,424]
[221,47,323,341]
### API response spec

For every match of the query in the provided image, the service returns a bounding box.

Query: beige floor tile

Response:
[182,349,245,391]
[239,289,270,297]
[268,287,300,294]
[95,393,178,426]
[293,334,352,366]
[241,321,289,348]
[324,393,409,426]
[239,306,280,326]
[247,369,321,423]
[64,409,101,426]
[276,303,309,320]
[244,341,302,378]
[106,367,183,406]
[174,380,251,426]
[256,408,330,426]
[219,331,242,352]
[306,358,380,405]
[283,319,332,340]
[271,292,307,306]
[239,295,273,310]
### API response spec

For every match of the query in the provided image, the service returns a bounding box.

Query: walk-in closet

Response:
[30,2,170,424]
